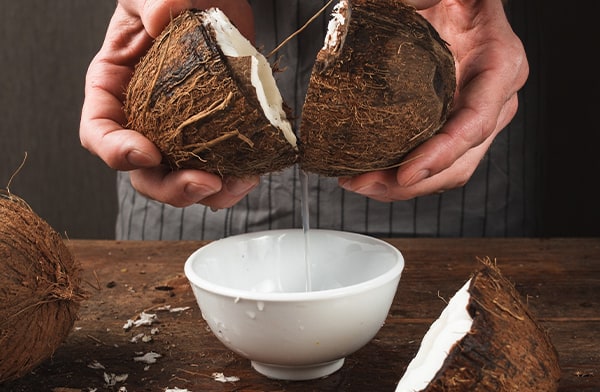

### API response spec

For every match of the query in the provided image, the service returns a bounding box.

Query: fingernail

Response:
[404,169,430,186]
[225,177,258,196]
[184,182,218,200]
[348,182,387,197]
[338,177,351,188]
[126,149,156,167]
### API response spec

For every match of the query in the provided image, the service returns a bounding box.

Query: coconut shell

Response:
[300,0,456,176]
[0,191,86,382]
[125,9,297,177]
[423,259,561,391]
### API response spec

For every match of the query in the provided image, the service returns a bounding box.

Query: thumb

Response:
[140,0,255,43]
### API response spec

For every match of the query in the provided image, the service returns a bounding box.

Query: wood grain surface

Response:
[1,238,598,391]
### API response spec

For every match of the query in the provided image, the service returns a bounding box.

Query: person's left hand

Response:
[338,0,529,202]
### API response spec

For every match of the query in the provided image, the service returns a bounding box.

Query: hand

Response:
[79,0,257,208]
[339,0,529,202]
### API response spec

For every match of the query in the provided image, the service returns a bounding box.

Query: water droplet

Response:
[299,325,305,331]
[256,301,265,311]
[234,297,240,304]
[246,310,256,319]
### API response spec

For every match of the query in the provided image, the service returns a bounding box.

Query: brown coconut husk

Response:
[125,9,297,177]
[423,258,561,391]
[300,0,456,176]
[0,191,86,382]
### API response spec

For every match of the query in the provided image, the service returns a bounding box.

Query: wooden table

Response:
[1,238,598,391]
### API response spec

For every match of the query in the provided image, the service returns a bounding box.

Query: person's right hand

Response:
[79,0,258,209]
[339,0,529,202]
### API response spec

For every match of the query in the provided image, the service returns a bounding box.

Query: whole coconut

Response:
[125,8,298,177]
[300,0,456,176]
[0,191,86,382]
[396,258,561,391]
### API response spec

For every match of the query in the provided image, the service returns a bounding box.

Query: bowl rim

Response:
[184,229,404,302]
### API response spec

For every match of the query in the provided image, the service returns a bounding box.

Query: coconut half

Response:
[0,191,86,382]
[299,0,456,176]
[396,259,561,392]
[125,9,297,177]
[126,3,456,177]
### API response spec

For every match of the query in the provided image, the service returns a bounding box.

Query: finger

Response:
[339,144,477,202]
[130,167,224,207]
[140,0,195,37]
[80,54,161,170]
[340,93,519,201]
[400,89,520,186]
[339,171,397,202]
[390,134,496,199]
[80,122,161,171]
[141,0,255,41]
[199,176,260,209]
[395,58,516,188]
[398,94,519,195]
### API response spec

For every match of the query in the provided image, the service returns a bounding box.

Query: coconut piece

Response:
[396,259,561,392]
[299,0,456,176]
[125,9,297,177]
[0,191,86,382]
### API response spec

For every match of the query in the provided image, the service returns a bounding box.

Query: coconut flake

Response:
[87,360,105,370]
[133,352,162,364]
[212,372,240,383]
[396,279,473,392]
[168,306,190,313]
[123,312,158,330]
[203,8,297,149]
[130,332,153,343]
[103,372,129,387]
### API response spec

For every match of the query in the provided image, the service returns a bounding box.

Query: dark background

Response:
[537,2,600,236]
[1,1,599,238]
[1,1,117,239]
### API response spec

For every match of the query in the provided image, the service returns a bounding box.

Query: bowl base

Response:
[251,358,345,380]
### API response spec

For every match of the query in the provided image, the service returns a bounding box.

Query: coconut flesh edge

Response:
[323,0,349,53]
[203,8,297,149]
[396,279,473,392]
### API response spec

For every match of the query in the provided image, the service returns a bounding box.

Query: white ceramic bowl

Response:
[184,229,404,380]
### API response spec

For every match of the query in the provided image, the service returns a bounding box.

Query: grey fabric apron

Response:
[116,0,540,240]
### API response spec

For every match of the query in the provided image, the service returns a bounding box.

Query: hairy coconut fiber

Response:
[300,0,456,176]
[423,259,561,391]
[0,191,86,382]
[125,9,297,177]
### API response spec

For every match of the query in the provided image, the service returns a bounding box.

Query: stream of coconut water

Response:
[300,169,313,292]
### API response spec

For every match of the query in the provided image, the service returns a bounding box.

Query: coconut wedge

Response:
[396,259,560,392]
[125,9,297,177]
[0,191,86,382]
[300,0,456,176]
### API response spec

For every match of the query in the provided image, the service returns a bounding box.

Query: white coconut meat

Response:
[323,0,350,52]
[203,8,297,149]
[396,279,474,392]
